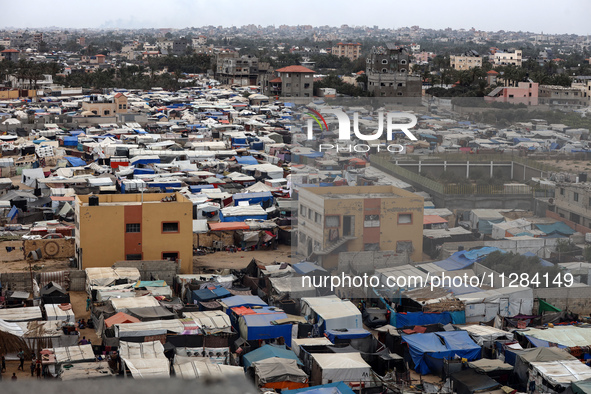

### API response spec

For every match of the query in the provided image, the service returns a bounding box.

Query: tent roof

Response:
[243,344,301,369]
[252,358,308,384]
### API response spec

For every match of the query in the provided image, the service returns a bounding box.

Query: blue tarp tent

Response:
[240,313,292,346]
[325,329,371,343]
[402,331,481,375]
[242,344,302,369]
[534,222,575,236]
[232,191,273,207]
[63,136,78,146]
[65,156,86,167]
[189,185,214,193]
[395,312,454,327]
[191,285,231,304]
[235,155,259,166]
[283,382,355,394]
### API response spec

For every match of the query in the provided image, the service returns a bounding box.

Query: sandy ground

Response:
[538,159,591,174]
[192,244,295,272]
[1,290,98,381]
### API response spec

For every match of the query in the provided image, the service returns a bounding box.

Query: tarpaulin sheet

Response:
[65,156,86,167]
[235,155,259,165]
[403,332,481,375]
[535,222,575,236]
[243,344,301,369]
[283,381,356,394]
[325,328,371,342]
[395,311,453,327]
[241,313,292,347]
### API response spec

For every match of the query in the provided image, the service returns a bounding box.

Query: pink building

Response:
[485,81,538,105]
[413,52,436,63]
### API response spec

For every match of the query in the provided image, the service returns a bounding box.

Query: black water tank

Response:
[89,196,99,206]
[580,173,588,183]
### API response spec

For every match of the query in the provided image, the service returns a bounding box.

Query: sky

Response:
[1,0,589,35]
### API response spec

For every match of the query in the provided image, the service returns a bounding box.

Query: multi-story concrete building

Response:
[0,49,19,62]
[450,51,482,70]
[486,81,539,105]
[539,85,588,108]
[81,93,128,117]
[366,44,422,98]
[74,192,193,273]
[331,42,361,61]
[214,52,260,86]
[297,185,424,269]
[493,49,523,67]
[551,183,591,229]
[264,65,315,98]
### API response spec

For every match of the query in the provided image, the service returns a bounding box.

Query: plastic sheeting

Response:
[402,332,481,375]
[243,344,302,369]
[238,313,292,347]
[253,358,308,384]
[311,353,372,385]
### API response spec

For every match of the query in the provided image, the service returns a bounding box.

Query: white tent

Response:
[0,306,42,322]
[174,359,244,379]
[300,296,362,331]
[529,360,591,391]
[311,353,372,385]
[119,340,170,379]
[44,304,75,323]
[458,286,533,323]
[110,296,160,313]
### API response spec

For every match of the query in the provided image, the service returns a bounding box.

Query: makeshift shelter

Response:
[220,295,267,313]
[458,286,533,323]
[309,352,373,386]
[469,209,505,234]
[44,303,75,323]
[458,324,514,346]
[573,379,591,394]
[184,311,233,335]
[522,326,591,348]
[119,340,170,378]
[126,306,176,321]
[0,306,42,322]
[283,382,356,394]
[291,337,333,358]
[104,312,141,328]
[511,347,577,383]
[242,344,302,369]
[529,360,591,393]
[58,361,114,381]
[252,358,308,390]
[238,311,293,347]
[40,282,70,304]
[402,331,481,375]
[109,296,160,313]
[300,296,362,332]
[450,369,501,394]
[173,359,245,379]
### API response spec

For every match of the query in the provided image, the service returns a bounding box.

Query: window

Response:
[343,215,355,236]
[574,192,579,202]
[162,252,179,261]
[304,83,310,89]
[396,241,414,253]
[162,222,179,233]
[308,209,313,220]
[122,104,127,109]
[364,214,380,228]
[325,216,340,228]
[315,212,321,223]
[126,254,142,260]
[104,110,110,115]
[118,104,123,109]
[398,213,412,224]
[300,205,307,216]
[381,59,388,64]
[126,223,140,233]
[382,68,388,73]
[560,188,564,195]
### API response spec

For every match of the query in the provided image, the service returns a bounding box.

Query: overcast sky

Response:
[2,0,589,35]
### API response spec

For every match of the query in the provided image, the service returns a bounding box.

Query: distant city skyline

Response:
[1,0,590,36]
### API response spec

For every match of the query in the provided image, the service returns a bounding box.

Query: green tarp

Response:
[538,298,561,314]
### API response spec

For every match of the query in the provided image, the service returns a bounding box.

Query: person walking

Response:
[30,360,35,376]
[1,351,6,372]
[86,296,92,312]
[17,349,24,371]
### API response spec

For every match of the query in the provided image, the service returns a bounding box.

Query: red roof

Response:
[423,215,448,225]
[269,77,282,83]
[275,65,315,73]
[104,312,141,328]
[114,92,126,98]
[1,49,19,53]
[208,222,250,231]
[487,70,499,75]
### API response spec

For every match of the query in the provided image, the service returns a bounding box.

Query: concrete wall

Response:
[193,231,234,248]
[24,238,75,259]
[534,286,591,315]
